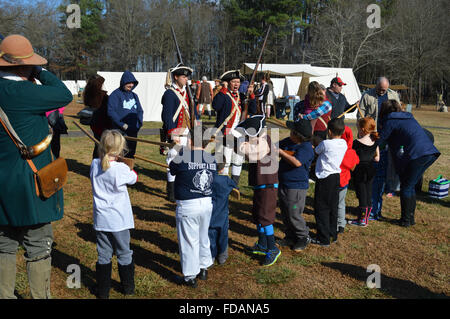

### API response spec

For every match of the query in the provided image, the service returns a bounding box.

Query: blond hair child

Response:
[90,130,138,298]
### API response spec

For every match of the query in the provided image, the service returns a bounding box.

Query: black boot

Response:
[408,195,416,226]
[399,195,411,227]
[167,181,175,203]
[96,262,112,299]
[118,261,135,295]
[231,175,240,186]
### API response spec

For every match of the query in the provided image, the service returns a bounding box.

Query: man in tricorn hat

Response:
[161,63,195,202]
[0,34,73,298]
[212,69,256,185]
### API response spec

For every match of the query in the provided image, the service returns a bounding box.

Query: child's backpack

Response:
[428,175,449,199]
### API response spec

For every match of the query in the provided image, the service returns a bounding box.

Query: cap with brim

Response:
[331,77,346,86]
[171,63,193,77]
[220,70,246,82]
[0,34,47,67]
[286,119,312,138]
[236,115,266,137]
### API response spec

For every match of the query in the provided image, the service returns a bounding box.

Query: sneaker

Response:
[310,238,330,247]
[248,242,267,255]
[262,248,281,267]
[348,219,367,227]
[276,237,295,248]
[337,226,345,234]
[292,237,311,251]
[197,268,207,280]
[386,192,394,198]
[174,276,198,288]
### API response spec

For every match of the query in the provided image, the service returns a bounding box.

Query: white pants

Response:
[217,143,243,177]
[199,104,211,113]
[176,197,213,279]
[166,135,188,182]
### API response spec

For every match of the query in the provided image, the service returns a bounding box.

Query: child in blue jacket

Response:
[208,161,237,265]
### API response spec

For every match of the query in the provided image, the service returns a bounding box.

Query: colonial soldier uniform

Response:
[161,63,194,202]
[212,70,256,185]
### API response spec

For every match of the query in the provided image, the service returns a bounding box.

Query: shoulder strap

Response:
[0,106,28,152]
[0,106,41,173]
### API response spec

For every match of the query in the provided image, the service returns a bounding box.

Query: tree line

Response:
[1,0,449,107]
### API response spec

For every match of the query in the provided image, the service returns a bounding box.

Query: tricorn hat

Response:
[236,115,266,137]
[0,34,47,67]
[170,63,193,77]
[220,70,246,82]
[286,119,312,138]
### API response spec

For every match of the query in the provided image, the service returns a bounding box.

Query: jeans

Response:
[337,187,348,229]
[371,148,388,216]
[400,154,439,198]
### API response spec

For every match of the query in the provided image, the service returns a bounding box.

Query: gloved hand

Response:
[29,66,43,81]
[122,123,128,131]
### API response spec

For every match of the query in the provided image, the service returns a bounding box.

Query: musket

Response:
[72,121,168,169]
[242,25,271,120]
[170,25,195,130]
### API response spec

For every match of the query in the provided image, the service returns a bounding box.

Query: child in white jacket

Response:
[90,130,137,299]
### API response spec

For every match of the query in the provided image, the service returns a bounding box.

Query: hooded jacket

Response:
[379,112,440,174]
[339,126,360,188]
[107,71,143,132]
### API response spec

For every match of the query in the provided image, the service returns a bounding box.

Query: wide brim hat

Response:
[170,63,193,77]
[0,34,47,67]
[236,115,266,137]
[286,119,312,138]
[220,70,246,82]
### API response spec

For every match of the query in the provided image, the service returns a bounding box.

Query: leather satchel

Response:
[31,156,68,199]
[0,106,68,199]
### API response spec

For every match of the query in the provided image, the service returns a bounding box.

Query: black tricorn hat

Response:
[220,70,246,82]
[171,63,193,77]
[236,115,266,137]
[286,119,312,138]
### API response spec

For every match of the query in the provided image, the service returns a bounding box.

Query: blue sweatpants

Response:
[208,209,229,258]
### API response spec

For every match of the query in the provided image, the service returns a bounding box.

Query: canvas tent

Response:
[62,81,78,95]
[97,71,167,122]
[242,63,362,119]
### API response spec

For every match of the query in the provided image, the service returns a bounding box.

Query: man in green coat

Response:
[0,35,73,299]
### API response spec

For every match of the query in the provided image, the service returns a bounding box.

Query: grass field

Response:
[12,99,449,299]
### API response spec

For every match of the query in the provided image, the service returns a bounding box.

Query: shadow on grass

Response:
[132,205,176,228]
[135,165,166,182]
[322,262,449,299]
[66,158,90,179]
[51,248,121,297]
[74,222,181,283]
[416,192,450,208]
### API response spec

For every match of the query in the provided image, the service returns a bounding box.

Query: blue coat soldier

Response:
[212,69,256,185]
[161,63,194,202]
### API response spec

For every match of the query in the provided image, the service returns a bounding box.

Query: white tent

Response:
[283,76,302,97]
[97,71,167,122]
[271,78,285,99]
[242,63,362,119]
[62,80,78,95]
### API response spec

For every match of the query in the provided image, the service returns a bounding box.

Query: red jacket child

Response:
[340,126,359,187]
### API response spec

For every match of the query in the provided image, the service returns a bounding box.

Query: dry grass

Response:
[11,102,449,299]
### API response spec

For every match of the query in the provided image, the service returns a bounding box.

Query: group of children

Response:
[88,113,380,297]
